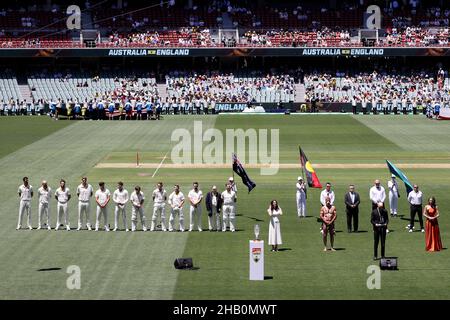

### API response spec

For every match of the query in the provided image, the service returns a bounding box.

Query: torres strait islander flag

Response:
[299,146,322,189]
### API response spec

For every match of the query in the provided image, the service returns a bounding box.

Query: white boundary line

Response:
[151,151,169,178]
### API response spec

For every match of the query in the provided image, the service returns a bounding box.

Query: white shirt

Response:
[37,186,51,204]
[211,193,218,207]
[113,189,129,206]
[18,184,33,201]
[221,190,236,205]
[349,192,356,203]
[408,190,423,205]
[55,187,70,203]
[77,184,93,202]
[369,185,386,204]
[130,191,145,207]
[169,191,185,208]
[95,189,111,206]
[188,189,203,206]
[387,180,398,196]
[320,189,335,205]
[296,182,306,194]
[152,188,167,205]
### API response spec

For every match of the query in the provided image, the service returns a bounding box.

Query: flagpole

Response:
[299,145,305,181]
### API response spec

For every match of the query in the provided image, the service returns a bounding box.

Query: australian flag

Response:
[232,153,256,193]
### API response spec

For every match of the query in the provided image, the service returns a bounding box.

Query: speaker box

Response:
[380,257,398,270]
[174,258,193,270]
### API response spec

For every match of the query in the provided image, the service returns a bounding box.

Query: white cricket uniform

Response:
[17,184,33,229]
[387,180,399,215]
[168,191,185,231]
[369,186,386,205]
[95,189,110,231]
[188,189,203,231]
[55,187,71,229]
[37,186,51,228]
[296,182,307,217]
[320,189,335,206]
[113,188,129,230]
[151,188,167,231]
[208,192,221,231]
[77,184,93,229]
[130,191,146,231]
[221,190,237,232]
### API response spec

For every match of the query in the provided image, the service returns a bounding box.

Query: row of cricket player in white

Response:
[16,176,238,232]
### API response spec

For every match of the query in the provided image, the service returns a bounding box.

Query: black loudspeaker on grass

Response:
[380,257,398,270]
[174,258,193,270]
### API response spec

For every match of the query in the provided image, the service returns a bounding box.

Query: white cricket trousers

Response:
[131,206,146,231]
[389,191,398,215]
[17,200,32,228]
[169,207,184,231]
[222,205,236,232]
[296,192,307,217]
[95,206,109,231]
[114,205,127,230]
[56,202,69,229]
[78,201,91,228]
[208,205,221,231]
[151,204,166,231]
[38,202,50,227]
[189,206,202,231]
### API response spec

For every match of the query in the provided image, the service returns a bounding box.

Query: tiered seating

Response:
[0,75,22,102]
[28,75,157,102]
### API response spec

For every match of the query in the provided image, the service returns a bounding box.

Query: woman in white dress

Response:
[268,200,282,252]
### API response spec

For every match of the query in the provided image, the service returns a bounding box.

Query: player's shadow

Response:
[37,267,62,272]
[243,216,264,222]
[353,230,368,233]
[264,276,273,280]
[277,248,291,252]
[333,248,346,251]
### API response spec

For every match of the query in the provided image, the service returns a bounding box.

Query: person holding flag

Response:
[298,147,322,189]
[387,174,400,217]
[296,177,307,218]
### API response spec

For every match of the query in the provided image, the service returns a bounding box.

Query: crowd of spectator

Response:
[304,69,450,105]
[166,73,295,103]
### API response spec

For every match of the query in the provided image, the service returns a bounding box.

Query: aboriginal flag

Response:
[299,147,322,188]
[232,153,256,193]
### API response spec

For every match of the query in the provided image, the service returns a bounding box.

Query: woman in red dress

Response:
[423,197,443,252]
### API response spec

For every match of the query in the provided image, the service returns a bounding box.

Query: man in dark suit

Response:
[371,202,389,260]
[344,184,360,233]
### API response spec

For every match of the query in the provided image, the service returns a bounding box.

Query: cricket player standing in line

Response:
[95,182,110,231]
[188,182,203,232]
[168,184,185,232]
[37,180,51,230]
[151,182,168,231]
[17,177,33,230]
[296,177,307,218]
[76,177,93,231]
[130,186,147,231]
[113,181,129,231]
[221,183,237,232]
[55,179,71,231]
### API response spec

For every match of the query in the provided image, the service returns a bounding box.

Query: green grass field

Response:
[1,114,450,300]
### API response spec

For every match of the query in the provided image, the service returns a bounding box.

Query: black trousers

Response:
[410,204,423,229]
[346,208,359,232]
[374,226,386,257]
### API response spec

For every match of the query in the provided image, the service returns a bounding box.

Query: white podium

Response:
[249,240,264,280]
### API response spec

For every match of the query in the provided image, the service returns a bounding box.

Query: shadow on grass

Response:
[333,248,346,251]
[243,216,264,222]
[264,276,273,280]
[37,267,62,272]
[277,248,292,252]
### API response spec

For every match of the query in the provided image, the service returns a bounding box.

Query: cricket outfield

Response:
[1,114,450,299]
